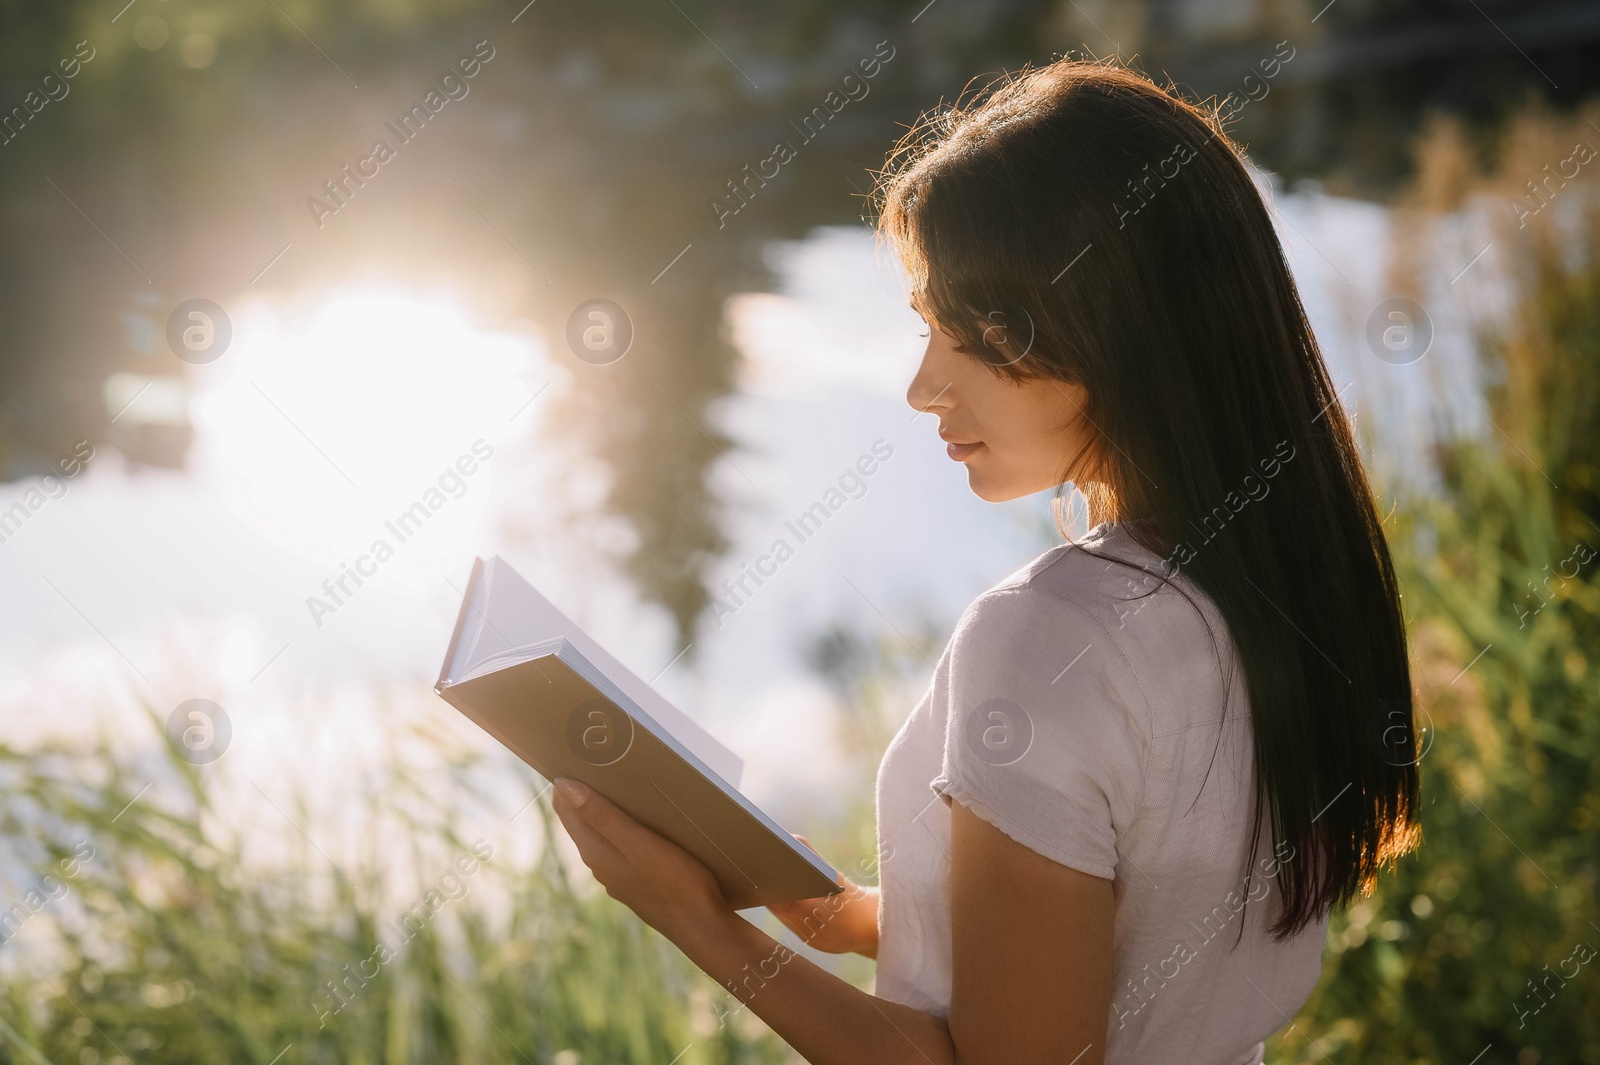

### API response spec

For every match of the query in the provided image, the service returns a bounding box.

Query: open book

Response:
[435,556,841,909]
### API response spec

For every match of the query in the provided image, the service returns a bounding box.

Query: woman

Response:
[550,59,1421,1064]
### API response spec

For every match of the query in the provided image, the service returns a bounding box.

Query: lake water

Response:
[0,182,1488,826]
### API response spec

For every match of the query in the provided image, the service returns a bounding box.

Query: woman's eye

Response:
[918,329,930,338]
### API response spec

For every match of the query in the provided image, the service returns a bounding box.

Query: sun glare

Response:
[189,288,546,569]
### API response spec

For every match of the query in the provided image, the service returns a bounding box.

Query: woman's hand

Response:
[549,779,962,1065]
[549,777,731,937]
[767,835,881,958]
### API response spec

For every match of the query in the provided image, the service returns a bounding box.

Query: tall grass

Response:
[0,710,794,1065]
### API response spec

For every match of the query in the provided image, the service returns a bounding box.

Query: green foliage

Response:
[1269,108,1600,1065]
[0,721,790,1065]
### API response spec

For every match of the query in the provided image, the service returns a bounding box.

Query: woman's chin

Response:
[966,471,1023,504]
[965,465,1062,504]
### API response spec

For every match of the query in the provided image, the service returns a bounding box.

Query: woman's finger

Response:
[553,777,668,860]
[787,835,848,889]
[552,783,627,874]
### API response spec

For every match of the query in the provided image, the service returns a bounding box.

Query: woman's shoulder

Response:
[961,524,1190,636]
[950,524,1236,731]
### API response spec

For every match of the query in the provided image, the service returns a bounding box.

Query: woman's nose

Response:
[905,347,951,415]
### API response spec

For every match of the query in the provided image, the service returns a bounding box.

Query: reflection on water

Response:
[0,193,1484,813]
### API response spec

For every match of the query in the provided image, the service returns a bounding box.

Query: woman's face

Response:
[906,320,1095,503]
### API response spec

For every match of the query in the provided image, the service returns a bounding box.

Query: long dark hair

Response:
[876,59,1420,938]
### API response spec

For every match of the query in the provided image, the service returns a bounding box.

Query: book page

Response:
[448,556,744,787]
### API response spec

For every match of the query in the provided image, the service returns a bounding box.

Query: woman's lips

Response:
[946,441,983,462]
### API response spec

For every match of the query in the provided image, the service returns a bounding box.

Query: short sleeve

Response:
[930,586,1149,880]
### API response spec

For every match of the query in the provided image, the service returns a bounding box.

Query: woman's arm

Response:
[948,799,1114,1064]
[550,777,1114,1065]
[673,896,952,1064]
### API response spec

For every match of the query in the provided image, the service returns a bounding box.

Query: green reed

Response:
[0,710,795,1065]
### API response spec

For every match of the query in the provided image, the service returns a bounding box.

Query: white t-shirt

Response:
[873,522,1328,1065]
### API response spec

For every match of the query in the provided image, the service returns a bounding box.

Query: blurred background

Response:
[0,0,1597,1062]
